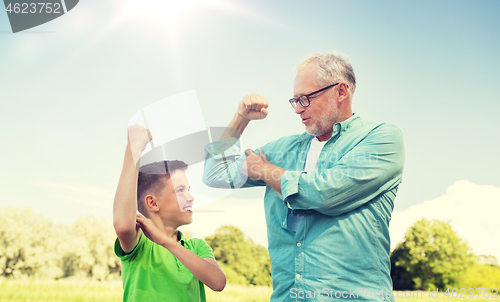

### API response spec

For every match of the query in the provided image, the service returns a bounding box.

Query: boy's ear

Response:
[145,195,159,212]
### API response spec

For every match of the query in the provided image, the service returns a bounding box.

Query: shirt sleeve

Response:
[192,239,216,259]
[114,233,145,261]
[202,137,266,189]
[282,124,405,217]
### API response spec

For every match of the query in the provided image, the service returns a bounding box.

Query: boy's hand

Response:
[127,125,152,165]
[136,214,175,247]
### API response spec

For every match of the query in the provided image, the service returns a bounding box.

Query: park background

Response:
[1,0,499,300]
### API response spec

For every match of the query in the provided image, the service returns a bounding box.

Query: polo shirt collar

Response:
[177,230,186,246]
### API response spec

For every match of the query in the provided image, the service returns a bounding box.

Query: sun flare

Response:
[117,0,242,42]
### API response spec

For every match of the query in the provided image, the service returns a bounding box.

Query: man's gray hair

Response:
[294,51,356,94]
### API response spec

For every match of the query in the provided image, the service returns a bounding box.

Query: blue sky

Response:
[1,0,499,256]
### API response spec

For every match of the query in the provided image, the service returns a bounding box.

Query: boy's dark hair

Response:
[137,160,188,216]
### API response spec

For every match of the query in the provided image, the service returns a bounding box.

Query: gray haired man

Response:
[204,51,404,301]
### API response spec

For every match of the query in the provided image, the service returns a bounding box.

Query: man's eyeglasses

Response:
[289,83,347,109]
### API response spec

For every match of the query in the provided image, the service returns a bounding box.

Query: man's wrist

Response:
[262,163,283,181]
[236,111,251,122]
[231,112,250,132]
[261,163,284,194]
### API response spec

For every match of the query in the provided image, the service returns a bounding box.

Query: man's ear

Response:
[145,195,159,212]
[337,83,349,102]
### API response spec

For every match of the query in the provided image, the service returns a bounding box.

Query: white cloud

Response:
[390,180,500,260]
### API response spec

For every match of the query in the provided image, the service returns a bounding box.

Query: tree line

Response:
[390,218,500,291]
[0,206,271,285]
[1,206,498,290]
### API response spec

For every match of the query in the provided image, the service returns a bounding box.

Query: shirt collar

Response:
[177,230,186,246]
[299,113,361,143]
[337,113,360,134]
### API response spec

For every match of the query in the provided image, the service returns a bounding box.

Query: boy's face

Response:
[157,169,194,228]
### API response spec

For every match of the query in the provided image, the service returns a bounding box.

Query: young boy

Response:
[113,124,226,301]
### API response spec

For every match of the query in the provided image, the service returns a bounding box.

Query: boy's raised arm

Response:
[113,125,151,253]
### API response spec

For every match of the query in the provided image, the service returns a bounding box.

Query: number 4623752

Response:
[5,3,62,14]
[443,288,498,299]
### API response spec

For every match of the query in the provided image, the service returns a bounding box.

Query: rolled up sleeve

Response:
[202,137,265,189]
[282,124,404,217]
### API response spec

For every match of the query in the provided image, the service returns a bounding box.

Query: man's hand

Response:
[127,124,152,165]
[218,94,269,140]
[242,149,285,194]
[242,148,270,180]
[237,94,269,121]
[136,214,175,248]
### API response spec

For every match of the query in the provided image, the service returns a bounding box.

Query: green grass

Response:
[0,280,271,302]
[0,280,496,302]
[0,279,123,302]
[206,285,272,302]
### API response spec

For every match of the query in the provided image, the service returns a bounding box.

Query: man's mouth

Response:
[302,117,310,124]
[183,206,193,212]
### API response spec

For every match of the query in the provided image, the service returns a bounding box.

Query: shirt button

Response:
[283,221,286,226]
[296,274,301,279]
[297,242,301,247]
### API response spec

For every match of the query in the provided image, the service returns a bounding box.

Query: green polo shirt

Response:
[114,230,215,302]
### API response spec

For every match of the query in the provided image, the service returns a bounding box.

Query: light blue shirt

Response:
[203,115,404,301]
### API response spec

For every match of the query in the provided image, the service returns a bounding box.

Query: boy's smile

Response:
[157,169,194,228]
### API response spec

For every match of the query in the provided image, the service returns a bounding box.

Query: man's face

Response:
[157,170,194,227]
[293,64,339,141]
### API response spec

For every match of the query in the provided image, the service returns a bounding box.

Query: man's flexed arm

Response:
[113,125,151,253]
[219,94,269,140]
[203,94,269,189]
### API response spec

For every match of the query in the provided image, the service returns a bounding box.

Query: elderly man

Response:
[203,52,404,301]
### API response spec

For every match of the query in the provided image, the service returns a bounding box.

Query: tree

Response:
[459,255,500,291]
[460,262,500,291]
[0,206,120,281]
[205,225,271,286]
[0,206,60,279]
[390,218,474,290]
[57,215,121,280]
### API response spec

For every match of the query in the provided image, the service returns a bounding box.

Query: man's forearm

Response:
[260,163,285,194]
[218,112,250,140]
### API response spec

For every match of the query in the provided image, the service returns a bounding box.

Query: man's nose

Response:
[295,101,305,114]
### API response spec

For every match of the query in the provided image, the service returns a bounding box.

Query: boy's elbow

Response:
[113,220,135,238]
[211,277,226,292]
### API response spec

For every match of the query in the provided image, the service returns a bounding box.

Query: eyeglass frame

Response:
[289,82,348,109]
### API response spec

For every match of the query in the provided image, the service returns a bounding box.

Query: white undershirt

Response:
[286,137,327,232]
[304,137,327,172]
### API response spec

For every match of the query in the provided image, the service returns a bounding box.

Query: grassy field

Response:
[0,279,496,302]
[0,280,272,302]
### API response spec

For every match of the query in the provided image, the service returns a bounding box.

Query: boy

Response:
[113,124,226,301]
